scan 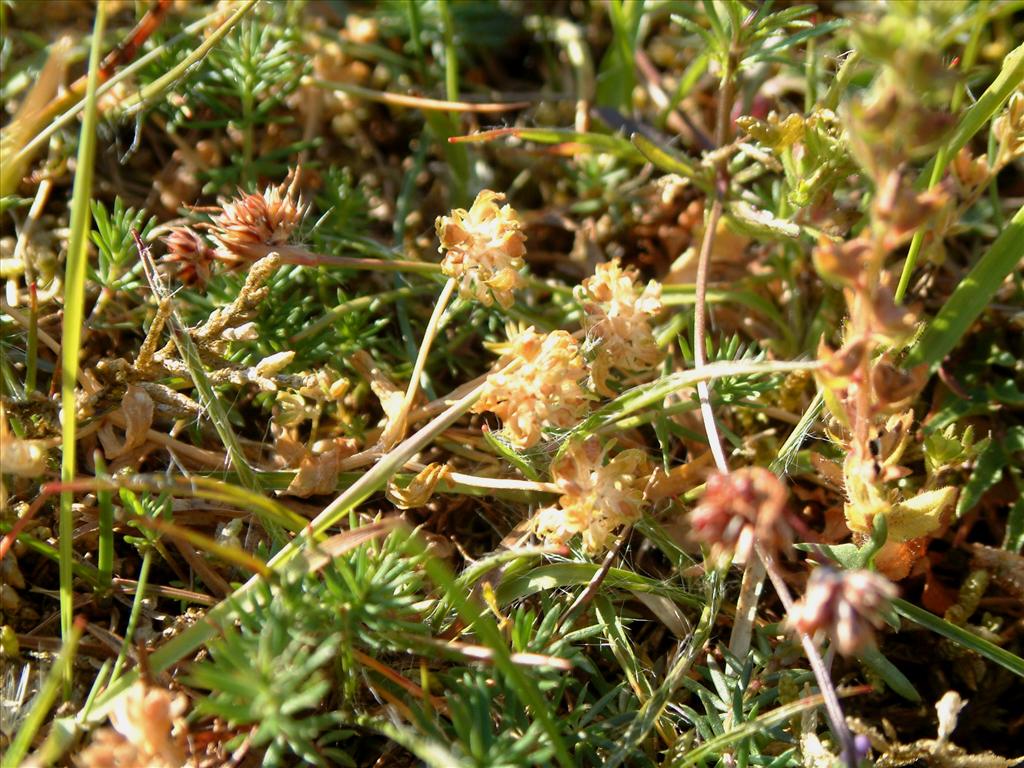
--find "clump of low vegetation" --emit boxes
[1,1,1022,766]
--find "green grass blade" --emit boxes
[904,206,1024,370]
[94,452,114,593]
[568,359,819,439]
[110,549,153,684]
[771,391,824,475]
[12,3,255,171]
[669,688,853,767]
[453,125,645,162]
[893,597,1024,677]
[405,529,574,768]
[79,384,487,726]
[120,0,258,116]
[662,285,796,350]
[58,0,105,666]
[630,131,711,191]
[916,41,1024,192]
[359,717,470,768]
[857,646,921,702]
[495,562,703,609]
[133,236,272,535]
[594,595,655,701]
[605,571,723,768]
[897,32,1017,302]
[0,523,102,586]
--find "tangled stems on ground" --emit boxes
[2,2,1024,767]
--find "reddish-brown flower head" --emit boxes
[689,467,791,562]
[161,226,215,284]
[210,175,306,263]
[788,567,896,657]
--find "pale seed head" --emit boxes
[76,681,189,767]
[576,259,663,395]
[535,438,652,552]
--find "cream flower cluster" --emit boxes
[472,327,588,449]
[436,190,526,309]
[535,439,652,553]
[577,259,664,395]
[433,195,670,553]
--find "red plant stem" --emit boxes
[693,195,729,474]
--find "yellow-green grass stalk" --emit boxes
[58,0,106,674]
[11,0,258,180]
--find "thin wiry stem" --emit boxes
[692,31,739,476]
[689,27,855,766]
[384,277,458,447]
[693,196,729,475]
[760,548,857,768]
[556,530,628,634]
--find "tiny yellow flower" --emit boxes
[535,439,652,553]
[576,259,663,395]
[437,190,526,308]
[473,327,588,448]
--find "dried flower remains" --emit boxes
[210,173,307,263]
[436,189,526,308]
[161,226,216,285]
[689,467,792,563]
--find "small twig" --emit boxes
[310,77,530,113]
[249,243,442,274]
